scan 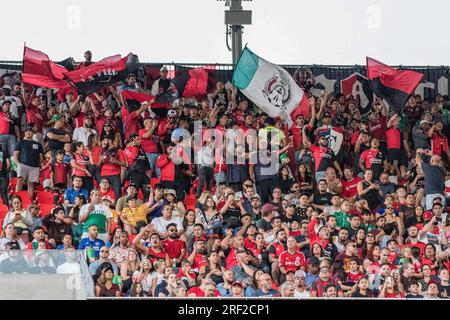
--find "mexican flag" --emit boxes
[232,47,309,127]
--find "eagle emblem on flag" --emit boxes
[262,72,292,109]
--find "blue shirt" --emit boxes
[77,238,105,257]
[254,289,280,297]
[149,199,170,218]
[216,283,231,297]
[64,188,89,205]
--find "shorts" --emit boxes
[43,179,53,189]
[17,163,40,183]
[387,148,408,167]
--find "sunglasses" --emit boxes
[244,184,253,188]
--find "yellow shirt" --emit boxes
[121,204,148,227]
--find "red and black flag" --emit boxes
[121,90,169,112]
[64,53,141,96]
[22,46,69,89]
[171,68,209,98]
[366,57,424,113]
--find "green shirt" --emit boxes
[81,204,113,234]
[362,223,376,233]
[333,211,351,229]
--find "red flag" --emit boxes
[121,90,168,109]
[367,57,424,112]
[172,68,209,98]
[22,47,68,89]
[64,53,140,95]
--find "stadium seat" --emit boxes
[8,177,18,190]
[184,195,197,210]
[14,191,33,207]
[137,189,144,201]
[39,204,56,217]
[0,203,9,220]
[36,191,55,204]
[150,178,160,189]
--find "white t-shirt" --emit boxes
[151,216,184,234]
[73,127,97,146]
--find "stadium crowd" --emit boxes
[0,51,449,299]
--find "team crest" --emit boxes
[262,72,292,109]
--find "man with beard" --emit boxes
[216,270,235,296]
[187,240,208,274]
[73,114,97,146]
[303,127,342,182]
[268,229,288,286]
[162,224,186,267]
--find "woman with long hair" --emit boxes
[87,134,103,185]
[248,233,270,273]
[378,275,405,298]
[101,121,122,149]
[120,249,141,293]
[182,210,196,239]
[2,196,33,243]
[95,267,121,297]
[311,243,324,259]
[245,269,265,297]
[195,196,222,238]
[133,258,154,296]
[422,244,439,275]
[296,163,313,193]
[129,282,146,297]
[108,226,123,249]
[363,244,381,273]
[277,165,294,195]
[205,251,225,283]
[0,223,26,249]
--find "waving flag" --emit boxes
[121,90,169,111]
[367,57,424,113]
[22,46,68,89]
[171,68,209,98]
[316,127,344,156]
[232,47,309,127]
[64,53,141,95]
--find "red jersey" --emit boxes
[187,287,221,297]
[244,237,256,250]
[71,151,90,177]
[146,248,167,263]
[100,149,125,176]
[370,116,387,141]
[162,238,186,260]
[431,132,449,156]
[139,128,159,154]
[386,127,401,149]
[99,189,116,201]
[177,269,197,281]
[309,144,336,172]
[0,112,13,135]
[225,247,238,270]
[268,242,286,259]
[53,162,69,186]
[403,241,426,256]
[345,271,365,284]
[26,104,45,133]
[124,111,141,142]
[40,160,52,180]
[341,177,363,198]
[279,250,306,272]
[192,253,207,270]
